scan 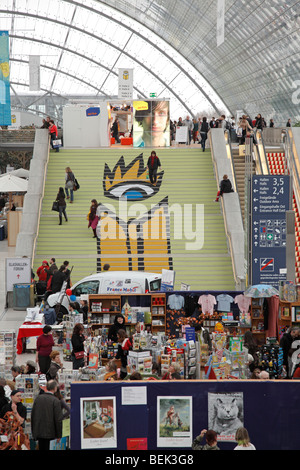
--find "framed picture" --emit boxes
[80,397,117,449]
[157,396,192,447]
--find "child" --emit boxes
[104,360,118,381]
[192,429,220,450]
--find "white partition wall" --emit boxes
[63,102,110,148]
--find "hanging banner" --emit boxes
[0,31,11,126]
[29,55,40,91]
[216,0,225,47]
[118,68,133,100]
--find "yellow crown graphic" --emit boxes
[103,154,163,201]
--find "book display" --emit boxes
[0,330,16,377]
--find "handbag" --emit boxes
[52,139,62,148]
[52,201,59,212]
[74,178,80,191]
[74,350,84,360]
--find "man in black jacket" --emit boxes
[50,265,67,293]
[31,380,62,450]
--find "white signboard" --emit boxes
[217,0,225,47]
[118,68,133,99]
[29,55,40,91]
[175,126,188,143]
[6,258,31,291]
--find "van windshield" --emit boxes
[149,279,161,291]
[72,280,99,296]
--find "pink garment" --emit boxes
[266,295,279,338]
[88,215,99,230]
[198,294,216,315]
[234,294,251,314]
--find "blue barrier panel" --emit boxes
[70,380,300,450]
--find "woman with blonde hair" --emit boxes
[234,427,256,450]
[65,166,76,203]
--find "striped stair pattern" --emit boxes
[266,151,300,284]
[33,148,235,290]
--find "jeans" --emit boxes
[149,168,158,184]
[65,186,74,201]
[58,206,68,224]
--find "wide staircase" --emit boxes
[33,147,235,290]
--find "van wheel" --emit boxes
[56,305,68,323]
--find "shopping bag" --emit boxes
[52,201,59,212]
[52,139,62,148]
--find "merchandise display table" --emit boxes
[16,322,44,354]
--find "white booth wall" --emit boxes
[63,102,110,148]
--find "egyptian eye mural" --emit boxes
[96,154,173,272]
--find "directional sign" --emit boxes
[251,175,291,287]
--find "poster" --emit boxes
[157,396,192,447]
[0,31,11,126]
[133,100,170,147]
[208,392,244,442]
[80,397,117,449]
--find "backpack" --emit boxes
[225,120,231,130]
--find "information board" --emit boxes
[6,257,31,291]
[251,175,291,287]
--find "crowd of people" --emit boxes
[169,113,293,147]
[35,258,71,305]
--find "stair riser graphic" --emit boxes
[34,149,235,290]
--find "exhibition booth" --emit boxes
[62,99,170,149]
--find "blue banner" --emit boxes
[251,175,291,287]
[86,107,100,117]
[0,31,11,126]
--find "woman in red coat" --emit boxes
[49,120,59,153]
[36,260,49,282]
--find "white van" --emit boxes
[46,271,162,316]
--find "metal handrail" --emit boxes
[284,128,300,212]
[253,129,270,175]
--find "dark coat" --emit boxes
[31,392,62,440]
[219,179,233,194]
[51,269,66,293]
[108,314,126,342]
[147,156,161,170]
[56,191,66,207]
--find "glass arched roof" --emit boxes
[0,0,230,121]
[1,0,300,125]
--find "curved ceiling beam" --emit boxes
[10,57,109,97]
[9,33,148,102]
[60,0,227,114]
[2,7,216,116]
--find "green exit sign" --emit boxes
[149,93,157,97]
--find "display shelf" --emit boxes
[87,293,166,333]
[250,298,265,344]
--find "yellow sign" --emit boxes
[133,101,149,111]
